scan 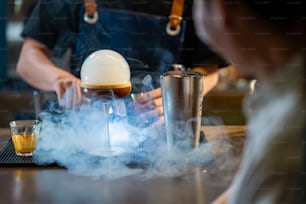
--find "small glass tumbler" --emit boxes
[9,120,41,156]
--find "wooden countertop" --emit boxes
[0,126,246,204]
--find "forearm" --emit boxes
[192,64,219,95]
[16,38,76,92]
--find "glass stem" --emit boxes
[103,101,110,147]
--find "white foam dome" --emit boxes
[80,50,130,87]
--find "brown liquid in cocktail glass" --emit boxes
[81,82,131,99]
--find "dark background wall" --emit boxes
[1,0,36,91]
[0,0,38,127]
[0,1,8,88]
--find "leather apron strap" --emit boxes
[83,0,185,36]
[167,0,185,36]
[84,0,98,24]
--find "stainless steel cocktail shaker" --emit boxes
[161,64,204,149]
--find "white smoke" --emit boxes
[32,81,236,180]
[32,97,224,180]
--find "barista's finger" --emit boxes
[140,97,163,110]
[139,105,164,119]
[54,80,63,98]
[135,88,162,103]
[151,115,164,128]
[147,88,162,99]
[53,78,79,108]
[138,107,164,128]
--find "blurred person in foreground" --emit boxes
[193,0,306,203]
[16,0,228,127]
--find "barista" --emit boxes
[16,0,227,126]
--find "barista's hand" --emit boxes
[212,187,230,204]
[52,74,82,110]
[133,88,164,127]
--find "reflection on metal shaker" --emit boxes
[161,64,204,149]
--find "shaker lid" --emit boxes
[162,64,203,78]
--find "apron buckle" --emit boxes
[84,11,99,24]
[166,22,181,36]
[166,0,184,36]
[84,0,99,24]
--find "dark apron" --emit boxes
[73,6,186,93]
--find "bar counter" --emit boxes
[0,126,246,204]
